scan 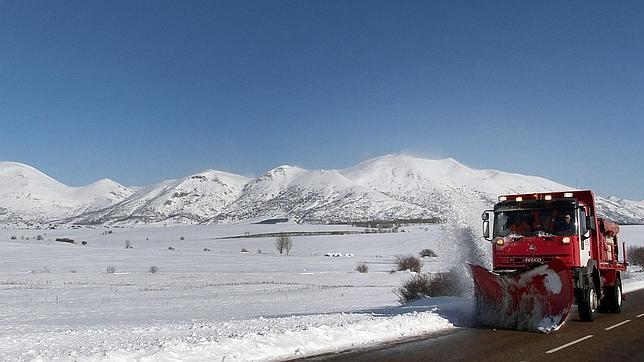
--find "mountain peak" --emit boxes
[259,165,307,179]
[0,161,64,186]
[354,154,465,168]
[89,178,122,187]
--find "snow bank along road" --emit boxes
[318,286,644,362]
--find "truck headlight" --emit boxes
[562,237,571,244]
[495,238,505,246]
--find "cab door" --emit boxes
[578,208,591,266]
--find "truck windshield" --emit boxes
[494,208,577,237]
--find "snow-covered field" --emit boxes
[2,223,643,361]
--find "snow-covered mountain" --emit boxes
[69,170,251,225]
[596,196,644,225]
[217,165,433,223]
[0,162,132,225]
[340,156,568,217]
[2,156,643,226]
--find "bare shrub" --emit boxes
[419,249,437,258]
[257,249,262,254]
[168,246,175,251]
[203,248,211,252]
[356,263,369,273]
[395,255,422,273]
[241,248,249,253]
[106,265,116,274]
[275,235,293,255]
[36,235,44,240]
[31,266,50,274]
[396,269,465,303]
[124,240,132,249]
[10,235,17,240]
[148,266,159,274]
[396,273,432,303]
[426,269,465,297]
[628,246,644,266]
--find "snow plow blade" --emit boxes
[468,258,573,333]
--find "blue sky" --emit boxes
[1,1,642,200]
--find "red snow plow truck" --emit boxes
[470,190,627,333]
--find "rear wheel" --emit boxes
[578,284,599,321]
[605,278,623,313]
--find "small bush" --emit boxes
[275,235,293,255]
[396,269,464,303]
[628,246,644,266]
[419,249,437,258]
[10,235,17,240]
[168,246,175,251]
[426,269,465,297]
[203,248,211,252]
[148,266,159,274]
[124,240,132,249]
[180,236,185,240]
[241,248,249,253]
[31,266,50,274]
[106,265,116,274]
[257,249,262,254]
[356,263,369,273]
[396,273,432,303]
[395,255,422,273]
[81,241,87,245]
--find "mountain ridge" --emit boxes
[1,157,642,226]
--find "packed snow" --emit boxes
[1,223,643,361]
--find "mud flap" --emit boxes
[468,258,574,333]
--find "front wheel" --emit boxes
[605,278,623,313]
[578,284,599,322]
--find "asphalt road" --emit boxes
[309,288,644,362]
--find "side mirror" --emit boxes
[482,210,493,240]
[583,230,591,240]
[587,216,596,231]
[483,220,491,240]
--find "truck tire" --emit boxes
[577,284,599,322]
[605,278,623,313]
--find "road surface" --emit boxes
[310,288,644,362]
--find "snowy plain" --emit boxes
[1,223,643,361]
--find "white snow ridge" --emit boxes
[2,155,643,226]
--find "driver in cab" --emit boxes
[509,215,531,234]
[555,213,575,235]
